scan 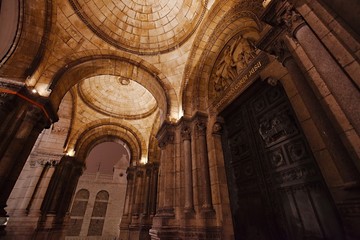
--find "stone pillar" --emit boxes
[35,156,84,240]
[142,165,152,216]
[195,120,214,213]
[157,125,175,216]
[181,124,194,213]
[0,80,22,127]
[19,162,50,214]
[267,1,360,134]
[119,167,135,240]
[149,163,159,217]
[149,123,177,240]
[28,162,56,216]
[0,105,50,236]
[266,39,360,184]
[132,169,144,218]
[157,144,166,211]
[122,167,135,218]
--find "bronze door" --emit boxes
[221,80,344,240]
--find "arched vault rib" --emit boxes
[72,121,145,165]
[39,54,179,122]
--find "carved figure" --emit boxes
[213,35,257,94]
[231,36,256,74]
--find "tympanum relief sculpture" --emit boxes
[212,34,257,96]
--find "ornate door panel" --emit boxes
[221,81,344,240]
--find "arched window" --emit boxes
[67,189,89,236]
[87,190,109,236]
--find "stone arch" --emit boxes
[0,0,55,79]
[37,52,179,122]
[72,122,144,165]
[181,0,263,115]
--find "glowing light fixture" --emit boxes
[66,149,76,157]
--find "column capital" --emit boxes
[181,125,191,141]
[195,121,207,136]
[126,166,136,180]
[261,0,305,39]
[278,4,305,38]
[156,121,175,148]
[58,155,84,175]
[268,39,293,65]
[212,122,223,135]
[0,80,24,114]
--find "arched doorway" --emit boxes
[221,80,345,240]
[66,141,130,239]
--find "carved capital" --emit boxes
[268,39,292,66]
[212,122,223,135]
[278,5,305,38]
[25,105,47,126]
[158,132,174,149]
[127,167,136,180]
[181,125,191,141]
[196,121,207,136]
[136,170,144,178]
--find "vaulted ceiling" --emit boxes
[0,0,265,164]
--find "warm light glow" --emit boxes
[178,107,184,119]
[35,83,52,97]
[66,149,76,157]
[140,157,148,164]
[25,76,36,86]
[31,88,37,94]
[262,0,272,8]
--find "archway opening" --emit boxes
[66,141,130,239]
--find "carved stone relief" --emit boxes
[212,34,257,96]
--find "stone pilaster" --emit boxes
[0,79,23,127]
[148,163,159,217]
[149,122,177,240]
[34,156,84,240]
[264,0,360,136]
[0,103,51,236]
[181,123,194,214]
[268,39,360,184]
[156,123,175,216]
[195,119,214,214]
[119,166,135,240]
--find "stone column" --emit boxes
[35,156,84,239]
[149,124,177,239]
[195,121,214,213]
[132,169,144,218]
[181,124,194,213]
[157,143,166,211]
[122,167,135,217]
[28,162,57,216]
[119,167,135,239]
[149,163,159,216]
[155,124,175,217]
[162,132,175,215]
[0,80,22,127]
[142,165,152,216]
[266,39,360,184]
[274,3,360,134]
[0,105,49,236]
[19,161,50,214]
